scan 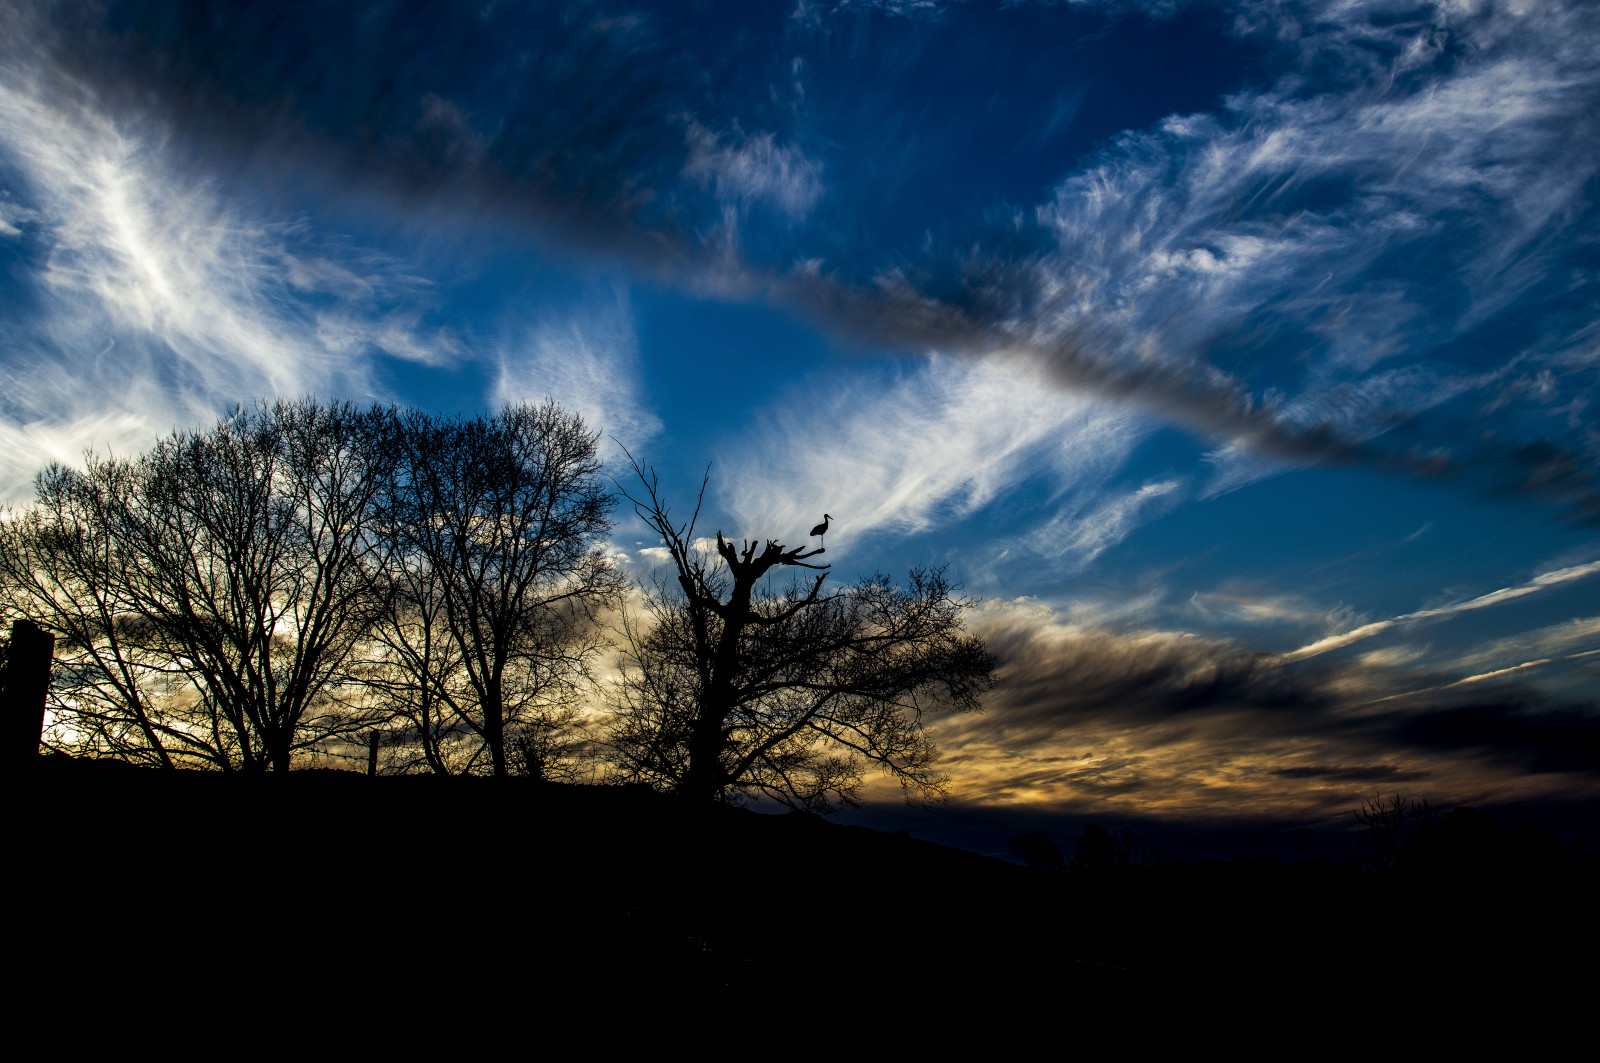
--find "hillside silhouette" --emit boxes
[17,755,1594,1026]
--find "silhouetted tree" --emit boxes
[1346,792,1438,872]
[1379,804,1566,877]
[1008,825,1162,874]
[370,402,621,778]
[0,399,397,771]
[1068,823,1163,873]
[2,397,623,776]
[606,459,997,810]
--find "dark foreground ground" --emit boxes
[14,755,1595,1035]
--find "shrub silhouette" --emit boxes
[1069,823,1164,873]
[1008,824,1163,873]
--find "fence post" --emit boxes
[367,730,380,776]
[3,619,56,769]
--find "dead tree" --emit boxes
[610,458,998,811]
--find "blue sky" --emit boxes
[3,0,1598,849]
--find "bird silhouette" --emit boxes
[809,514,831,548]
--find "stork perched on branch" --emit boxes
[810,513,832,549]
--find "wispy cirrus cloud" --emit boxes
[770,0,1600,520]
[493,288,663,457]
[1008,476,1185,575]
[14,0,1598,523]
[1360,613,1600,701]
[1444,614,1600,677]
[1285,558,1600,662]
[1432,648,1600,692]
[717,353,1145,557]
[0,63,452,498]
[683,122,822,220]
[1185,587,1367,649]
[1200,366,1481,497]
[0,189,39,235]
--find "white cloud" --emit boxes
[1011,0,1600,479]
[1201,365,1479,497]
[1012,477,1184,574]
[1446,614,1600,675]
[1440,647,1600,689]
[0,66,445,500]
[0,191,40,236]
[0,402,180,501]
[719,352,1145,556]
[1188,587,1350,631]
[683,122,823,220]
[493,287,663,458]
[1284,557,1600,661]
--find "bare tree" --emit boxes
[1346,793,1439,872]
[607,460,998,811]
[372,401,621,778]
[3,397,619,777]
[0,399,397,772]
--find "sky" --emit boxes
[2,0,1598,857]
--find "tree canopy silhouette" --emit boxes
[0,397,618,775]
[367,401,621,777]
[607,459,998,811]
[2,399,396,771]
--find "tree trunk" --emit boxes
[265,718,292,774]
[484,676,506,778]
[683,575,755,801]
